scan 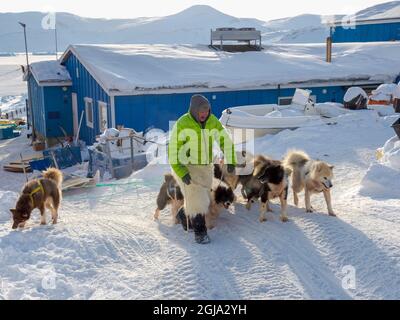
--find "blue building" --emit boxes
[26,43,399,145]
[331,17,400,43]
[24,61,73,142]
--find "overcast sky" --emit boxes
[0,0,391,21]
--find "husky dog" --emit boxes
[10,168,63,229]
[283,150,336,217]
[247,155,291,223]
[214,151,254,191]
[154,174,184,224]
[205,180,236,230]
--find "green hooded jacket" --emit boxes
[169,106,236,179]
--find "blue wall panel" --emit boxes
[114,85,348,133]
[28,74,46,138]
[332,22,400,43]
[63,53,111,145]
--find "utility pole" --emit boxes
[54,18,58,60]
[18,22,29,67]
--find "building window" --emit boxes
[98,101,108,133]
[48,111,60,120]
[278,97,293,106]
[85,97,94,128]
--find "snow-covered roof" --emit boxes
[25,60,72,86]
[60,43,400,95]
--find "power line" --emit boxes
[0,68,22,78]
[0,31,23,38]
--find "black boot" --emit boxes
[192,214,211,245]
[176,207,192,231]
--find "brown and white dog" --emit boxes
[283,150,336,216]
[155,174,235,229]
[10,168,63,229]
[154,174,184,224]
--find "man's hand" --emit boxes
[182,174,192,186]
[227,164,235,174]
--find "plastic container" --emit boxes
[0,127,14,140]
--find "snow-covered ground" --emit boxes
[0,103,399,300]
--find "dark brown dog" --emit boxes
[154,174,184,224]
[10,168,63,229]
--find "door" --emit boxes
[98,101,108,132]
[71,93,79,137]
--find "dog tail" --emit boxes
[43,168,63,188]
[283,150,310,170]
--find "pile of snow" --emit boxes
[315,103,349,118]
[360,135,400,199]
[360,164,400,199]
[64,42,400,93]
[370,83,398,102]
[381,135,400,170]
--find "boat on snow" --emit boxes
[220,89,349,141]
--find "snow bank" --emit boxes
[0,191,18,223]
[64,42,400,93]
[381,136,400,170]
[360,135,400,199]
[360,164,400,199]
[370,83,398,102]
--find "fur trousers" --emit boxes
[172,165,213,218]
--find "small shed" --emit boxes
[24,61,73,143]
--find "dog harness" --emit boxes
[27,180,45,207]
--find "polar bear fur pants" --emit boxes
[172,164,213,218]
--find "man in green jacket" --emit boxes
[169,94,236,244]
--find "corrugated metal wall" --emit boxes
[115,86,346,132]
[332,22,400,42]
[28,74,46,138]
[64,53,111,144]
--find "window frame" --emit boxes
[84,97,94,129]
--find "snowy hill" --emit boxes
[0,2,399,52]
[355,1,400,19]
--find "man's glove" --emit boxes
[227,164,235,174]
[182,174,192,186]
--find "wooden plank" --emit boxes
[3,164,32,173]
[62,177,95,191]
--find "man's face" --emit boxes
[198,110,209,123]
